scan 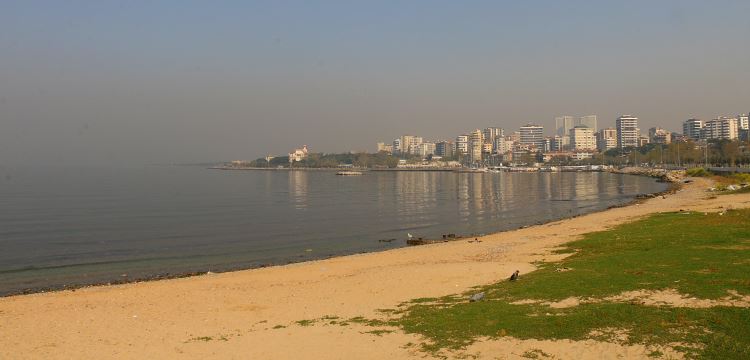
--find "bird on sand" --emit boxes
[509,270,520,281]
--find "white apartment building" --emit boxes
[469,129,484,163]
[376,142,393,153]
[739,114,749,131]
[493,136,505,154]
[703,117,739,140]
[483,127,504,151]
[596,128,617,152]
[616,115,639,149]
[648,127,672,144]
[570,126,596,151]
[682,118,704,140]
[455,135,469,155]
[416,142,436,157]
[519,124,545,149]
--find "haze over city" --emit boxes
[1,1,749,166]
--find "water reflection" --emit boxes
[288,170,308,209]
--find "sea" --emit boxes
[0,166,668,296]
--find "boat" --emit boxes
[336,171,363,176]
[454,168,488,173]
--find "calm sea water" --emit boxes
[0,166,668,295]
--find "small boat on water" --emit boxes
[336,171,363,176]
[454,168,488,173]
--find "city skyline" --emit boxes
[1,1,749,165]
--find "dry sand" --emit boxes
[2,177,750,359]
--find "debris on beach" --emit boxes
[469,292,485,302]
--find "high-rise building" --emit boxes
[704,117,739,140]
[682,118,704,140]
[435,141,453,158]
[570,126,596,151]
[392,138,401,154]
[550,136,566,152]
[483,127,504,151]
[493,136,505,154]
[469,129,484,164]
[455,135,469,155]
[555,116,575,137]
[416,142,436,157]
[400,135,423,155]
[616,115,639,149]
[596,128,617,152]
[578,115,598,132]
[648,127,672,144]
[519,124,545,149]
[739,114,749,131]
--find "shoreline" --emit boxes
[6,176,745,359]
[0,172,677,298]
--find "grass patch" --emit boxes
[380,209,750,358]
[295,319,317,326]
[272,324,286,329]
[686,167,710,177]
[364,329,395,336]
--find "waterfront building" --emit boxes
[508,131,521,143]
[572,151,594,161]
[455,135,469,155]
[376,142,393,153]
[648,127,672,144]
[469,129,484,164]
[435,141,453,158]
[392,138,402,154]
[703,117,739,140]
[501,138,515,154]
[550,136,566,152]
[482,142,494,154]
[416,142,436,157]
[739,114,749,131]
[570,126,596,151]
[289,145,309,163]
[493,136,505,154]
[616,115,639,149]
[555,116,575,137]
[578,115,598,132]
[519,124,545,149]
[399,135,424,155]
[638,136,650,147]
[483,127,504,151]
[682,118,704,140]
[596,128,617,152]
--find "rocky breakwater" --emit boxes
[610,167,685,184]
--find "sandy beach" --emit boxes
[2,177,749,359]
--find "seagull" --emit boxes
[509,270,520,281]
[407,233,413,240]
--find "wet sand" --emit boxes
[1,177,749,359]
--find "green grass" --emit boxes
[371,209,750,358]
[686,167,711,177]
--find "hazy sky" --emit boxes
[1,1,749,165]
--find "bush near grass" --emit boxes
[686,167,710,177]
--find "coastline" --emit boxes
[3,177,749,359]
[0,171,673,298]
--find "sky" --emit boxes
[1,1,749,165]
